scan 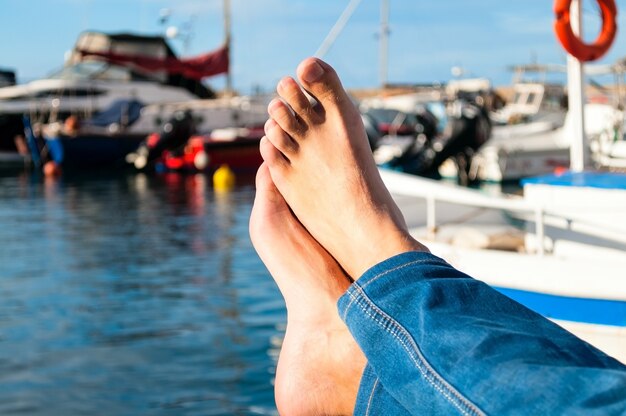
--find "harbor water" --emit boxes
[0,170,283,415]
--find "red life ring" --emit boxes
[554,0,618,62]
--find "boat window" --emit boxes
[526,92,541,106]
[542,91,565,110]
[48,62,160,83]
[5,94,31,101]
[365,108,402,124]
[61,88,106,98]
[49,62,108,80]
[363,108,419,134]
[31,88,106,98]
[91,65,132,81]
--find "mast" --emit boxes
[567,0,589,171]
[380,0,389,88]
[223,0,233,96]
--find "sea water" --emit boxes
[0,170,282,415]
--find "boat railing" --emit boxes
[380,169,625,257]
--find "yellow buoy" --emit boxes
[213,164,235,192]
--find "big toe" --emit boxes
[254,162,286,207]
[296,57,350,110]
[250,163,289,241]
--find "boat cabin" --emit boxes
[493,83,567,125]
[66,31,214,98]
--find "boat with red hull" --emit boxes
[157,127,264,173]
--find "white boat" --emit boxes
[382,168,626,363]
[442,76,570,182]
[382,20,626,363]
[490,64,569,126]
[590,114,626,170]
[472,101,621,182]
[0,32,212,117]
[465,61,626,182]
[0,31,217,153]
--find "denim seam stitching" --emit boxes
[349,292,476,415]
[365,377,379,416]
[342,259,443,318]
[360,258,446,291]
[346,288,485,416]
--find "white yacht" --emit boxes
[1,31,214,112]
[0,31,213,152]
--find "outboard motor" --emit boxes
[128,110,196,170]
[383,97,491,185]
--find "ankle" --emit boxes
[352,228,427,279]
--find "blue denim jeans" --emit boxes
[338,252,626,415]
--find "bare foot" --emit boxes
[261,57,427,278]
[250,163,366,416]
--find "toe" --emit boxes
[265,119,298,156]
[259,136,289,169]
[277,77,314,120]
[250,163,288,247]
[268,98,303,137]
[297,57,350,111]
[254,162,286,205]
[254,162,273,192]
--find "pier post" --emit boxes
[567,0,590,171]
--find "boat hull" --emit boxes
[159,136,263,174]
[0,151,29,169]
[382,168,626,364]
[422,240,626,364]
[47,133,145,168]
[203,138,263,173]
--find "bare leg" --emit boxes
[261,57,427,279]
[250,163,366,416]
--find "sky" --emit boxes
[1,0,626,94]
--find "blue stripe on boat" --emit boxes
[494,286,626,327]
[521,171,626,189]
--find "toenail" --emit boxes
[268,99,282,113]
[269,98,296,117]
[278,77,296,91]
[302,61,324,83]
[265,119,277,132]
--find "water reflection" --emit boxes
[0,170,284,415]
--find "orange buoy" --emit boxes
[554,0,617,62]
[43,161,62,177]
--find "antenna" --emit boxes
[380,0,389,88]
